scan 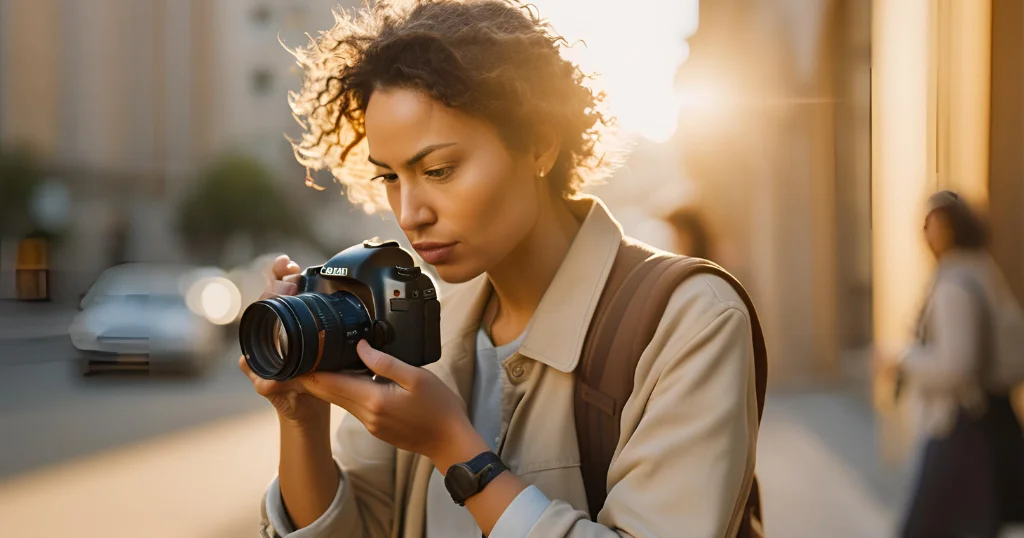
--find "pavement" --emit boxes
[758,389,900,537]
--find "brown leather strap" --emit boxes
[575,240,767,536]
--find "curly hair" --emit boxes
[285,0,618,213]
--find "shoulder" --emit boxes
[655,271,753,354]
[618,236,753,347]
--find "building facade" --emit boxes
[0,0,376,300]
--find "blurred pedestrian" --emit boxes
[663,205,713,259]
[876,190,1024,538]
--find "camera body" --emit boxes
[297,239,441,367]
[239,239,441,381]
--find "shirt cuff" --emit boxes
[489,485,552,538]
[264,472,346,537]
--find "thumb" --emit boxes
[357,340,417,389]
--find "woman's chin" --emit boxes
[432,263,484,285]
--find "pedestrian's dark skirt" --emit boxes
[902,394,1024,538]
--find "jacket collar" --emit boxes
[437,196,623,373]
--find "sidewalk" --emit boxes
[0,299,77,341]
[757,388,898,537]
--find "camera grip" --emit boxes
[423,299,441,365]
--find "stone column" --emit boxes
[871,0,935,464]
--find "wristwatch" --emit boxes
[443,451,509,506]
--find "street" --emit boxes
[0,334,267,479]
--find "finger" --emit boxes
[238,355,262,385]
[271,255,301,280]
[273,279,299,296]
[357,340,418,390]
[259,279,299,300]
[299,371,379,419]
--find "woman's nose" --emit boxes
[397,185,436,231]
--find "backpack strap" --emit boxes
[575,239,768,536]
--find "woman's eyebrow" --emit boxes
[367,142,458,169]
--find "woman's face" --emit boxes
[924,211,953,258]
[363,88,547,283]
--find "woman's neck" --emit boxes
[485,194,581,345]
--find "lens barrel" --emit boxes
[239,292,371,381]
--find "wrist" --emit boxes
[278,407,330,433]
[431,418,490,475]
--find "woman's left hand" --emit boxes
[298,340,485,470]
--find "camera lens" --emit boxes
[239,292,373,381]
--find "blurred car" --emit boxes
[69,263,242,375]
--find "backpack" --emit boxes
[575,239,768,537]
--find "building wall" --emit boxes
[674,0,867,386]
[989,0,1024,305]
[0,0,382,301]
[0,0,61,156]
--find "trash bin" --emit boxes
[15,237,49,301]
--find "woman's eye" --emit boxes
[424,166,454,181]
[372,173,399,184]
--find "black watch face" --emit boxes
[445,464,480,502]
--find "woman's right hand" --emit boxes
[239,254,331,425]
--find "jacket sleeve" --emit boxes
[521,275,760,537]
[259,410,397,538]
[900,278,981,391]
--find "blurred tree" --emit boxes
[177,154,324,265]
[0,145,44,237]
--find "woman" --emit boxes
[241,2,760,537]
[878,191,1024,537]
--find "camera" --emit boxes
[239,240,441,381]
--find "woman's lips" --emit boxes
[412,242,457,265]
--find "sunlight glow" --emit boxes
[533,0,699,143]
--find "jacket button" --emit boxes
[510,363,526,379]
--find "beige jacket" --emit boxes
[260,197,759,538]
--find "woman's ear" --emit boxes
[532,127,561,176]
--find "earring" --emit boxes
[539,168,547,178]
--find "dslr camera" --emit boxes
[239,240,441,381]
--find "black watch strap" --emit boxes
[443,451,509,506]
